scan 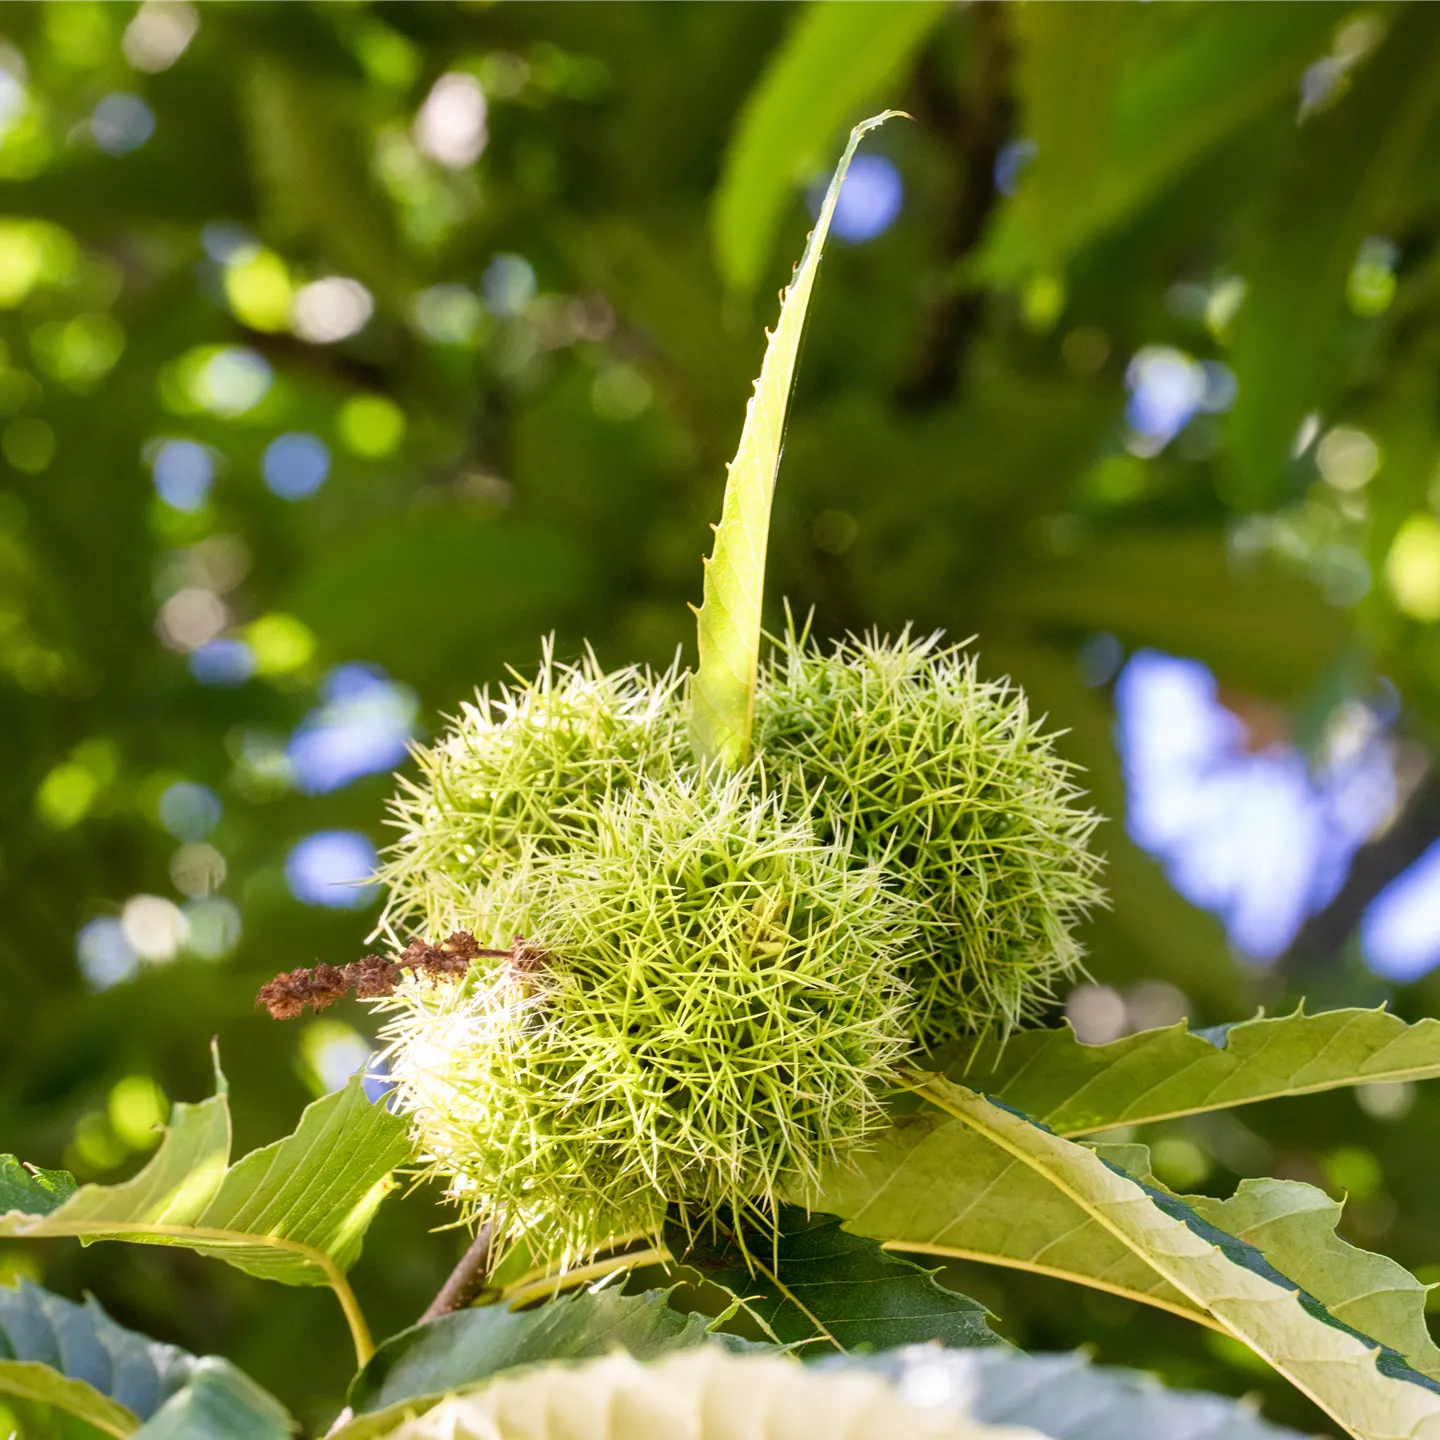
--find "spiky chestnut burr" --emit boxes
[754,627,1104,1047]
[375,642,686,946]
[375,772,914,1264]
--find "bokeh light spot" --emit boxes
[183,895,242,960]
[338,393,405,457]
[414,72,487,168]
[828,153,903,243]
[123,1,199,73]
[189,346,272,417]
[263,432,330,500]
[120,893,188,962]
[158,780,221,841]
[224,247,293,333]
[1317,426,1381,492]
[1385,514,1440,621]
[411,284,486,345]
[297,1020,373,1096]
[291,277,373,345]
[285,830,379,909]
[91,93,155,155]
[189,637,255,687]
[1363,837,1440,981]
[77,916,139,990]
[482,253,536,318]
[150,439,214,511]
[245,612,315,676]
[108,1075,167,1150]
[287,662,418,794]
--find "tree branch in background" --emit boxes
[897,3,1012,410]
[1284,764,1440,965]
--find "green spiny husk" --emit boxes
[377,771,914,1263]
[373,631,1102,1260]
[754,626,1104,1046]
[376,641,686,944]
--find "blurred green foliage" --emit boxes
[4,1,1440,1432]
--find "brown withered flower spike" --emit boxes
[255,931,517,1020]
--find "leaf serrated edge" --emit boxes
[691,111,906,771]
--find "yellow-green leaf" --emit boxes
[692,112,901,770]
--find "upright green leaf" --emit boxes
[824,1081,1440,1440]
[1229,6,1440,504]
[693,113,901,769]
[952,1004,1440,1136]
[713,2,945,294]
[129,1357,294,1440]
[243,61,408,306]
[669,1209,1000,1353]
[1001,4,1123,273]
[348,1286,743,1421]
[829,1347,1305,1439]
[983,5,1339,280]
[1,1076,412,1366]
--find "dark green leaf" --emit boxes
[0,1161,76,1218]
[984,4,1338,279]
[669,1209,1001,1353]
[348,1286,737,1418]
[992,530,1346,699]
[0,1278,194,1438]
[1002,3,1124,272]
[129,1358,294,1440]
[1228,7,1440,504]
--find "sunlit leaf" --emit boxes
[1,1071,411,1367]
[693,113,901,768]
[809,1081,1440,1440]
[1190,1176,1440,1383]
[954,1004,1440,1136]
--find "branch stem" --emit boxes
[420,1222,495,1323]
